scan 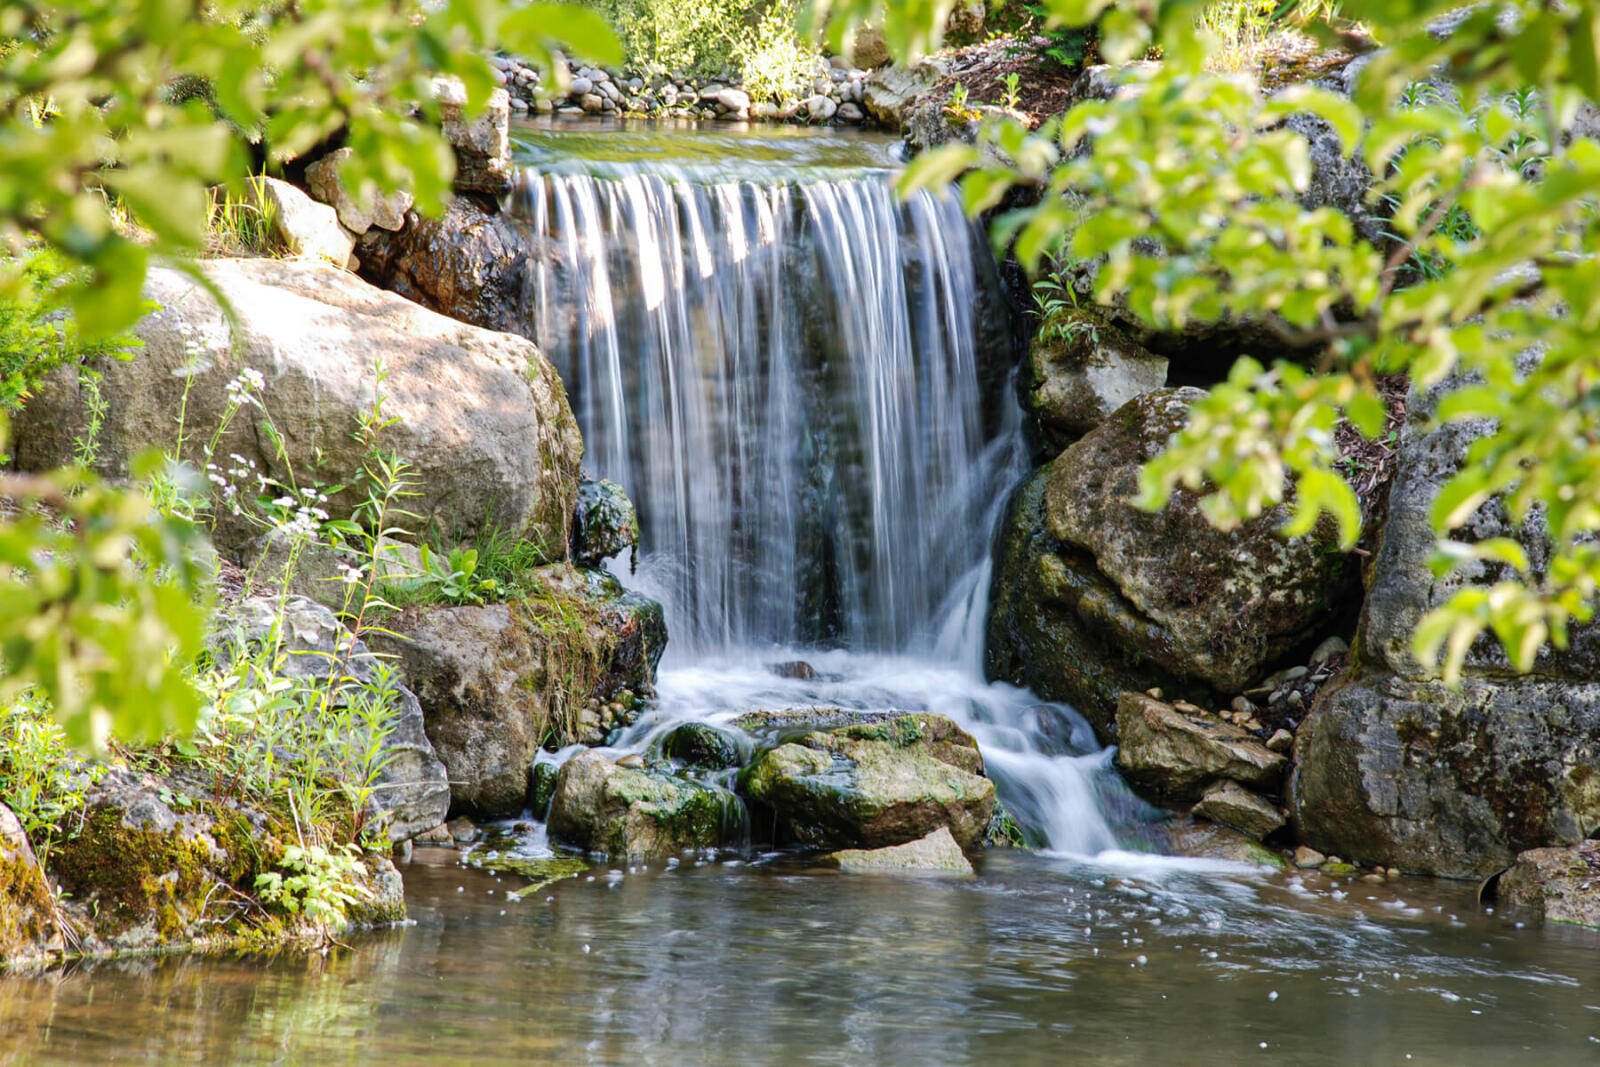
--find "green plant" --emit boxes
[0,693,104,856]
[254,842,373,927]
[728,0,819,103]
[1032,271,1102,346]
[944,81,980,125]
[998,71,1023,111]
[871,0,1600,682]
[205,182,280,259]
[403,543,499,605]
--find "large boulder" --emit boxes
[986,389,1359,736]
[375,566,666,818]
[739,714,995,850]
[862,59,947,127]
[12,259,582,557]
[242,176,355,266]
[1290,384,1600,877]
[1496,841,1600,928]
[215,595,451,842]
[547,751,745,858]
[1021,308,1168,460]
[1113,692,1287,801]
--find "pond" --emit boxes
[4,848,1596,1064]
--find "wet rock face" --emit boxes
[214,596,451,843]
[1497,841,1600,928]
[571,477,639,568]
[739,714,996,850]
[547,751,744,858]
[986,389,1359,736]
[11,259,582,559]
[1291,382,1600,877]
[375,566,667,819]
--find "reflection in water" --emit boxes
[3,854,1598,1065]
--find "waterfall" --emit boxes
[504,126,1141,855]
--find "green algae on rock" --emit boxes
[739,713,995,850]
[548,751,747,858]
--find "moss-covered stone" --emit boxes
[0,804,60,969]
[376,563,668,818]
[547,751,746,858]
[739,713,995,850]
[659,722,745,770]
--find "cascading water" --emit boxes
[507,121,1146,855]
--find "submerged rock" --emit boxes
[1496,841,1600,928]
[547,751,746,858]
[740,714,995,850]
[1291,382,1600,877]
[1192,780,1285,841]
[1167,820,1287,868]
[987,390,1360,736]
[375,566,666,818]
[1114,692,1287,802]
[826,827,974,874]
[11,259,582,559]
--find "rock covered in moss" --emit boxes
[547,751,746,858]
[42,768,403,962]
[826,826,974,874]
[659,722,745,770]
[572,477,640,568]
[377,566,666,818]
[739,714,995,850]
[0,803,61,968]
[987,389,1361,735]
[215,595,450,842]
[1496,841,1600,928]
[1114,692,1286,801]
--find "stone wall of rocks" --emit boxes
[488,53,875,125]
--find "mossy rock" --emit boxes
[739,713,995,850]
[547,751,747,859]
[659,722,746,770]
[530,761,561,817]
[0,804,61,969]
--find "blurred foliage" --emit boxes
[0,0,621,339]
[864,0,1600,684]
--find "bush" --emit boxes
[584,0,818,100]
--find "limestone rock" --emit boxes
[244,176,354,266]
[304,147,414,234]
[986,390,1360,735]
[827,826,974,874]
[1497,841,1600,928]
[1290,672,1600,878]
[740,714,995,849]
[214,595,451,841]
[548,751,745,858]
[1022,309,1168,458]
[374,566,665,818]
[438,81,512,196]
[1290,381,1600,877]
[12,259,582,558]
[1192,780,1285,841]
[1113,692,1287,801]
